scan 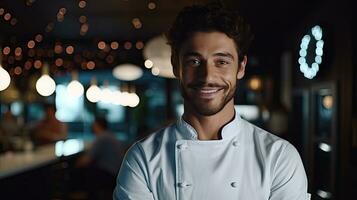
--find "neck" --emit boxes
[182,100,235,140]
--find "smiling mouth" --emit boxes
[193,87,223,98]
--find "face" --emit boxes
[175,31,246,116]
[92,122,99,134]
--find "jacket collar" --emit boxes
[176,109,243,141]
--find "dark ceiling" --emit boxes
[0,0,323,75]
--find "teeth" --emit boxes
[199,89,218,94]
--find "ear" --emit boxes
[237,55,247,79]
[171,53,180,78]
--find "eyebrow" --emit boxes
[212,52,234,60]
[182,52,234,60]
[182,52,202,58]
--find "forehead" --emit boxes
[180,31,238,58]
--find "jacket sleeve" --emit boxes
[269,142,310,200]
[113,143,155,200]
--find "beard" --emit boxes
[180,80,236,116]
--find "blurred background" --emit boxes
[0,0,355,199]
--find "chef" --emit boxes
[114,2,310,200]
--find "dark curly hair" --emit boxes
[166,2,253,70]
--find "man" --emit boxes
[74,116,127,199]
[114,3,310,200]
[33,103,67,145]
[77,116,127,176]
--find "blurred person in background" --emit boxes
[0,110,22,151]
[33,103,67,145]
[74,116,127,200]
[0,110,21,136]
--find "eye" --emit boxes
[216,60,230,66]
[185,59,201,67]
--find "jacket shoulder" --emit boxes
[241,120,299,164]
[135,123,177,159]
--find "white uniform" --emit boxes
[114,111,310,200]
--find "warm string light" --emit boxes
[78,1,89,36]
[55,58,64,67]
[35,34,43,43]
[0,1,154,108]
[0,3,90,74]
[80,23,89,36]
[106,55,114,64]
[57,7,66,22]
[25,0,36,6]
[54,43,63,54]
[110,41,119,50]
[45,22,55,33]
[27,40,35,48]
[1,38,144,74]
[132,18,142,29]
[2,46,11,55]
[65,45,74,54]
[0,7,17,26]
[124,41,132,50]
[79,15,87,23]
[148,2,157,10]
[135,41,144,49]
[78,1,87,9]
[34,60,42,69]
[14,47,22,56]
[14,66,22,75]
[86,61,95,69]
[98,41,106,50]
[0,0,147,75]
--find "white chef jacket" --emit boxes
[114,111,310,200]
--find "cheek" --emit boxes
[223,71,238,84]
[181,69,196,83]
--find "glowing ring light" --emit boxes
[298,25,324,79]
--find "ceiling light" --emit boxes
[143,35,174,78]
[0,65,11,91]
[67,72,84,98]
[36,64,56,96]
[86,78,101,103]
[67,81,83,98]
[113,63,143,81]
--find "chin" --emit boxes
[191,100,227,116]
[181,84,235,116]
[194,107,222,116]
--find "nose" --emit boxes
[197,61,215,82]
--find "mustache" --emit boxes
[187,81,226,88]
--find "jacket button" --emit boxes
[178,182,191,188]
[177,144,188,150]
[232,141,239,147]
[231,182,238,188]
